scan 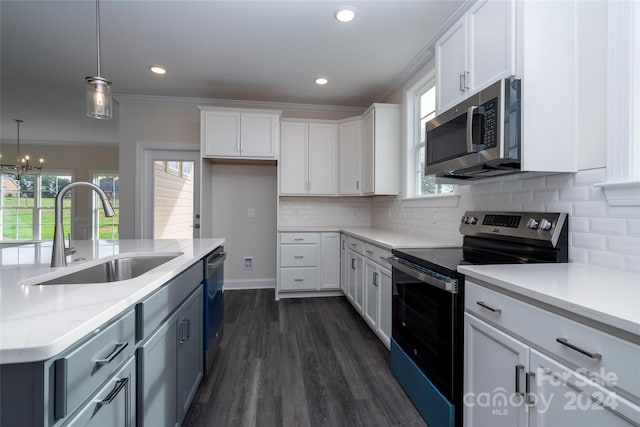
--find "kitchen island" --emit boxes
[0,238,224,427]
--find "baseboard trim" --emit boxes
[223,278,275,291]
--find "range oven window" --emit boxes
[392,266,460,401]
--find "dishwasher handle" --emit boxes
[206,250,227,277]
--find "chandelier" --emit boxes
[0,119,44,180]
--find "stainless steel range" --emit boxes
[388,211,569,427]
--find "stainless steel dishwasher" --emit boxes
[203,246,226,375]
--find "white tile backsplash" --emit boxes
[279,168,640,272]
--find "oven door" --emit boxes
[390,258,459,402]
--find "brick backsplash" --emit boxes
[279,168,640,272]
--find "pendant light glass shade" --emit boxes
[86,76,112,119]
[86,0,112,119]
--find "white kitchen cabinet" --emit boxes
[376,267,392,348]
[338,117,363,195]
[278,232,340,296]
[346,249,364,313]
[280,120,337,195]
[361,104,400,195]
[436,0,515,112]
[320,233,340,290]
[464,280,640,427]
[340,234,348,293]
[200,107,280,159]
[364,259,379,330]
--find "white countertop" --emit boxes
[278,226,458,250]
[458,263,640,338]
[0,238,224,364]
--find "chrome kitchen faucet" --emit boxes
[51,181,115,267]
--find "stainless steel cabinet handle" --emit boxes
[293,238,304,241]
[366,250,374,255]
[351,258,356,269]
[373,272,379,286]
[525,371,536,405]
[556,338,602,360]
[294,255,304,259]
[185,318,191,341]
[515,365,524,396]
[476,301,502,314]
[356,180,359,190]
[459,73,465,92]
[95,342,128,367]
[97,378,129,409]
[351,243,357,247]
[294,278,304,282]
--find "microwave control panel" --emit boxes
[481,98,498,149]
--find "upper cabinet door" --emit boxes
[308,123,337,195]
[338,119,363,195]
[280,122,308,195]
[467,0,516,93]
[436,19,467,112]
[240,112,278,158]
[362,109,375,194]
[202,111,241,157]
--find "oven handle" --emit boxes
[388,257,458,294]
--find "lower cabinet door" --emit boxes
[529,350,640,427]
[138,311,180,427]
[464,313,529,427]
[177,287,204,423]
[64,356,136,427]
[364,260,379,329]
[354,253,364,313]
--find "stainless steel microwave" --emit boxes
[425,77,521,180]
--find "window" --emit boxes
[0,173,71,241]
[406,78,455,198]
[93,174,119,240]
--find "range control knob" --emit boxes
[467,216,478,225]
[526,218,539,229]
[539,219,553,230]
[461,216,468,224]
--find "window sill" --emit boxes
[401,193,460,208]
[594,181,640,206]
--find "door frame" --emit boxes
[135,142,200,239]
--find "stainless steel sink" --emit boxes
[36,254,180,285]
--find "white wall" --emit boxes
[211,164,277,288]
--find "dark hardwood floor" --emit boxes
[183,289,427,427]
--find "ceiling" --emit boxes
[1,0,463,145]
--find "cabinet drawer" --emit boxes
[364,243,392,269]
[63,355,136,427]
[136,261,203,341]
[280,232,320,244]
[280,268,318,291]
[280,244,318,267]
[54,310,136,420]
[466,281,640,397]
[347,236,365,254]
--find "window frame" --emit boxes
[403,70,459,207]
[92,171,119,240]
[0,170,73,242]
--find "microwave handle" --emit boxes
[466,106,486,153]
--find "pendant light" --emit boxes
[0,119,44,180]
[85,0,112,119]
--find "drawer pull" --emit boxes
[294,278,304,282]
[380,256,388,262]
[294,256,304,259]
[97,378,129,409]
[515,364,524,396]
[476,301,502,314]
[366,250,374,255]
[351,243,357,247]
[95,342,128,367]
[556,338,602,360]
[293,238,304,241]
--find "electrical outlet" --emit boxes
[243,256,253,269]
[247,208,255,218]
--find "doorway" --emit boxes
[142,149,200,239]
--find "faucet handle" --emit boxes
[65,233,76,256]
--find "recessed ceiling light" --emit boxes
[335,6,356,23]
[149,65,167,75]
[315,77,329,86]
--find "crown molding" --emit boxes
[375,0,475,103]
[113,94,366,120]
